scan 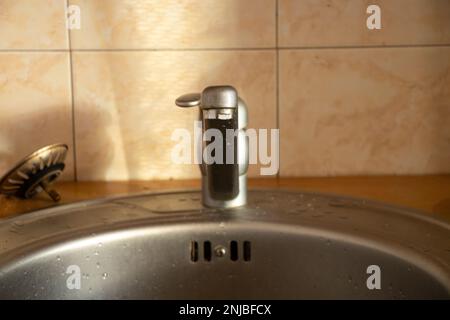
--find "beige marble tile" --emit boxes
[0,53,74,180]
[0,0,68,50]
[69,0,276,49]
[280,47,450,176]
[72,50,276,180]
[279,0,450,47]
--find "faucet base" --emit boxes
[202,174,247,208]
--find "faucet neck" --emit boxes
[176,86,248,208]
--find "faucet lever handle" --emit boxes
[175,93,201,108]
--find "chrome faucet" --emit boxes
[176,85,248,208]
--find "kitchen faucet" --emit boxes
[176,85,248,208]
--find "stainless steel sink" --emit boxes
[0,190,449,299]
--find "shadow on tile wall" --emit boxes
[0,98,114,182]
[0,52,73,181]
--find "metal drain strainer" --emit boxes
[0,144,68,202]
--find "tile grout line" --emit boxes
[71,47,276,52]
[0,49,69,52]
[0,43,449,54]
[275,0,280,181]
[0,48,276,53]
[278,43,450,50]
[66,0,78,182]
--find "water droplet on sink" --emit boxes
[102,273,108,280]
[98,242,103,247]
[56,256,61,262]
[289,207,306,214]
[94,251,99,256]
[96,262,101,269]
[329,199,347,207]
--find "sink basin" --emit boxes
[0,190,449,299]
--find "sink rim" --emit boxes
[1,188,448,228]
[1,189,449,260]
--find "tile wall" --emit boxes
[0,0,449,180]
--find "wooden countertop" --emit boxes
[1,176,449,220]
